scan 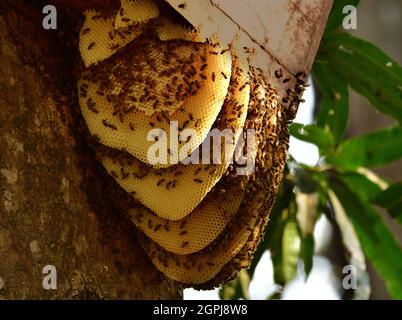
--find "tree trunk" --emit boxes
[0,0,332,299]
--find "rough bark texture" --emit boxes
[0,0,332,299]
[0,1,181,300]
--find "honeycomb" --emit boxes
[77,0,285,288]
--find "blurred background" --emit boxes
[348,0,402,300]
[185,0,402,300]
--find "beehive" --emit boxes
[77,0,287,288]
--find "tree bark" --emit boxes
[0,0,332,299]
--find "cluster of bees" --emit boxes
[77,0,290,288]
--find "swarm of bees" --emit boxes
[77,0,290,288]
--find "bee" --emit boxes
[102,119,117,130]
[296,71,306,79]
[81,28,90,35]
[274,69,283,79]
[180,220,187,229]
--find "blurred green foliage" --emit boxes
[220,0,402,300]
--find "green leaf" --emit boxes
[388,202,402,224]
[337,171,384,202]
[319,33,402,122]
[219,279,241,300]
[325,0,361,35]
[374,183,402,223]
[219,269,250,300]
[299,235,314,278]
[330,180,402,299]
[268,213,286,286]
[327,126,402,170]
[375,182,402,207]
[289,123,335,154]
[250,179,291,277]
[329,190,371,300]
[282,218,301,283]
[313,63,349,144]
[295,189,319,278]
[263,177,294,286]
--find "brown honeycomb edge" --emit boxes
[195,132,288,290]
[136,114,288,290]
[135,70,289,289]
[187,120,287,290]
